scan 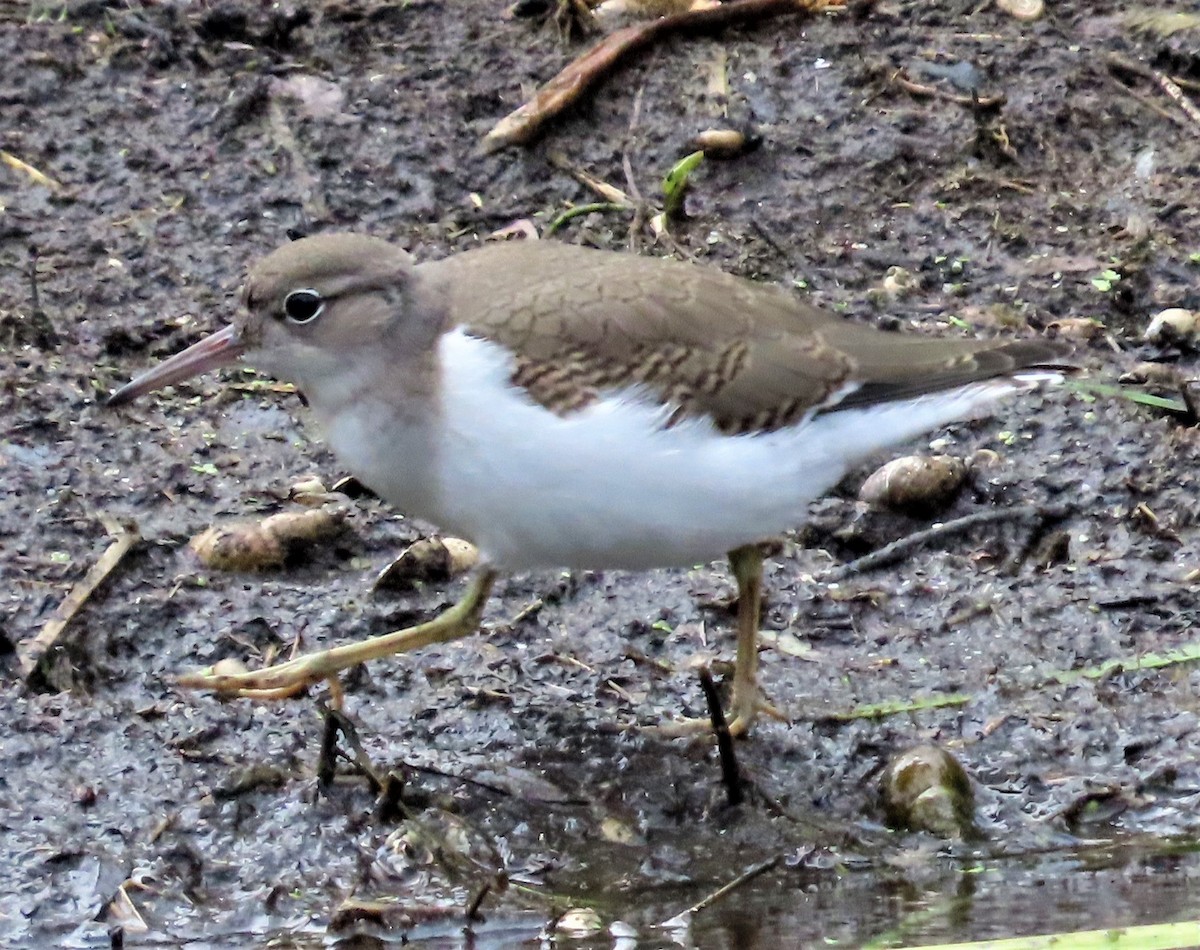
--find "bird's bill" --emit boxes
[107,324,245,406]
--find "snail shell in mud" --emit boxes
[859,454,967,514]
[1143,308,1198,346]
[881,265,917,298]
[996,0,1043,21]
[373,537,480,591]
[879,744,977,839]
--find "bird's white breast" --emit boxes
[317,329,1032,571]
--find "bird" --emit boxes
[108,233,1070,735]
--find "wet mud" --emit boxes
[3,2,1200,946]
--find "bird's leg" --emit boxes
[723,543,787,735]
[176,569,498,701]
[650,543,787,737]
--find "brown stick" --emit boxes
[698,667,744,806]
[1157,72,1200,129]
[660,853,782,927]
[482,0,840,153]
[892,71,1005,109]
[825,505,1070,581]
[1104,52,1198,129]
[19,516,140,683]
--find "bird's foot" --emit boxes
[646,682,787,738]
[176,655,342,702]
[175,569,498,703]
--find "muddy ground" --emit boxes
[3,1,1200,947]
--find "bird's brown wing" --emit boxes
[425,242,1070,435]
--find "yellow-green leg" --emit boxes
[176,569,498,701]
[724,543,786,735]
[655,543,787,737]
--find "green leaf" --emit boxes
[1067,379,1189,414]
[661,151,704,218]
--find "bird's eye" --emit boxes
[283,289,324,324]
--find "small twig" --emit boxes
[19,516,140,683]
[749,218,795,264]
[1103,51,1157,84]
[623,646,674,675]
[1106,75,1185,126]
[604,678,637,704]
[891,70,1005,108]
[1103,53,1191,127]
[1171,74,1200,94]
[316,704,342,790]
[546,150,632,203]
[826,505,1067,581]
[979,175,1037,195]
[28,245,40,313]
[1156,72,1200,129]
[1,149,63,191]
[698,668,744,806]
[318,704,386,793]
[402,761,541,799]
[940,599,994,630]
[1107,48,1200,128]
[660,854,781,928]
[465,881,492,922]
[1004,504,1072,575]
[624,82,650,249]
[504,595,546,628]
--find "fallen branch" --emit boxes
[482,0,841,153]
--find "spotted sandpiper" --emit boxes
[108,234,1069,734]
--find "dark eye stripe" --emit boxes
[283,289,324,324]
